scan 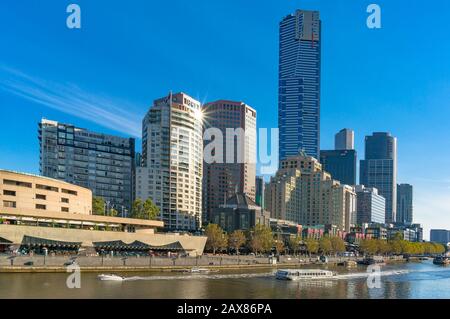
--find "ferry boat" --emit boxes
[276,269,336,281]
[433,256,450,265]
[97,274,126,281]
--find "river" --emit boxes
[0,260,449,299]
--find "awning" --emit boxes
[0,237,13,245]
[148,241,185,251]
[93,240,185,251]
[20,235,82,248]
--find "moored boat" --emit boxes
[276,269,336,281]
[433,256,450,265]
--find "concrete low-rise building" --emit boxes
[0,170,206,256]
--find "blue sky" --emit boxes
[1,0,449,238]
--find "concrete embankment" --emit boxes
[0,255,406,273]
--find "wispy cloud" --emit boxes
[0,65,142,137]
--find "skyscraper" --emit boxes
[320,129,357,186]
[360,132,397,223]
[397,183,413,225]
[202,100,257,223]
[320,149,357,186]
[335,128,354,150]
[355,185,386,224]
[39,119,135,213]
[279,10,321,161]
[136,92,203,231]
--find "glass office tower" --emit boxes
[279,10,321,161]
[39,119,135,214]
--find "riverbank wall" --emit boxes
[0,255,407,273]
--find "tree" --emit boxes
[377,240,390,256]
[288,236,301,256]
[304,238,319,257]
[109,208,119,217]
[389,239,403,255]
[228,230,246,254]
[143,198,160,220]
[92,196,105,215]
[319,237,332,256]
[330,237,346,256]
[130,198,159,220]
[359,239,378,256]
[250,224,273,254]
[205,224,227,255]
[274,237,285,256]
[130,199,144,219]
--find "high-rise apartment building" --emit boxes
[335,128,354,150]
[355,185,386,224]
[39,119,135,213]
[279,10,321,160]
[202,100,257,223]
[265,153,356,232]
[360,132,397,223]
[136,93,203,231]
[397,183,413,225]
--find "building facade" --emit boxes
[430,229,450,245]
[136,93,203,231]
[335,128,354,150]
[279,10,321,160]
[355,185,386,224]
[255,176,265,209]
[265,153,356,232]
[210,194,270,233]
[320,149,357,186]
[0,170,207,256]
[39,119,135,214]
[202,100,257,223]
[397,183,413,225]
[360,132,397,223]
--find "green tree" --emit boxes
[130,198,159,220]
[389,239,403,255]
[330,237,346,256]
[143,198,160,220]
[288,236,301,256]
[109,208,119,217]
[250,224,273,254]
[319,237,332,256]
[205,224,227,255]
[377,240,390,256]
[360,239,378,256]
[92,196,105,215]
[228,230,247,254]
[130,198,144,219]
[304,238,319,257]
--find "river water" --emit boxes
[0,260,449,299]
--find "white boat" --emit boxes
[97,274,126,281]
[276,269,336,281]
[189,267,213,273]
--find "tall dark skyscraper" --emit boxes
[397,184,413,225]
[360,132,397,223]
[320,149,357,186]
[320,129,357,186]
[278,10,321,161]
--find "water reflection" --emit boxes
[0,262,448,299]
